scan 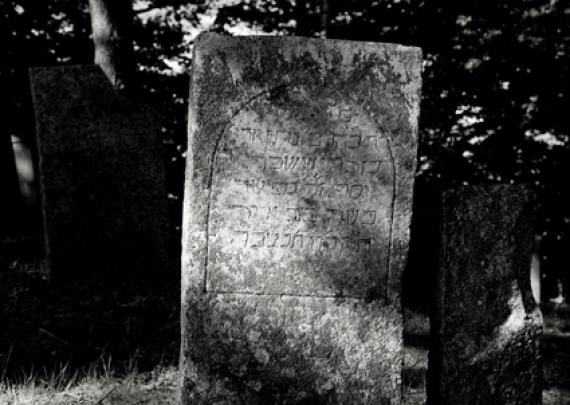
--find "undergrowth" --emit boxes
[0,263,179,382]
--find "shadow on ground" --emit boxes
[0,239,180,381]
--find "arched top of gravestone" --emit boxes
[189,34,421,169]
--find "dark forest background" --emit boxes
[0,0,569,387]
[2,0,569,294]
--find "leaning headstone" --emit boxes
[428,185,543,405]
[29,65,170,279]
[181,33,422,404]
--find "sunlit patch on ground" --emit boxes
[0,365,178,405]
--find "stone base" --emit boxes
[181,292,402,405]
[430,304,542,404]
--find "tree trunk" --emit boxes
[88,0,134,92]
[294,0,311,36]
[320,0,329,38]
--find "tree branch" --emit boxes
[135,5,162,15]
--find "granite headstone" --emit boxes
[181,33,422,404]
[29,65,170,278]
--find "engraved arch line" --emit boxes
[203,83,290,292]
[203,85,399,297]
[360,110,397,296]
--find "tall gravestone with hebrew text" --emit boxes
[181,33,421,404]
[30,65,170,279]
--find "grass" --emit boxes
[0,359,179,404]
[1,250,569,404]
[0,246,180,404]
[0,262,180,376]
[1,306,569,404]
[1,308,431,404]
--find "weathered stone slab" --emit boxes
[181,33,421,404]
[29,65,170,278]
[428,185,543,405]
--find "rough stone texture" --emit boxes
[181,33,422,404]
[29,65,170,278]
[428,185,543,405]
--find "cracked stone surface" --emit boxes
[428,185,543,405]
[181,33,422,404]
[30,65,170,279]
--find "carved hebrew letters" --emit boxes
[182,35,422,405]
[207,100,396,296]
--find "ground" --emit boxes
[0,257,568,404]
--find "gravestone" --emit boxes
[29,65,170,278]
[181,33,421,404]
[428,185,543,405]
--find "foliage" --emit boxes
[210,0,570,293]
[211,0,569,180]
[1,0,569,287]
[3,0,568,190]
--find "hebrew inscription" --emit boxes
[182,34,421,405]
[207,96,396,297]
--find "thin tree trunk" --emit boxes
[295,0,310,36]
[88,0,134,91]
[320,0,329,38]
